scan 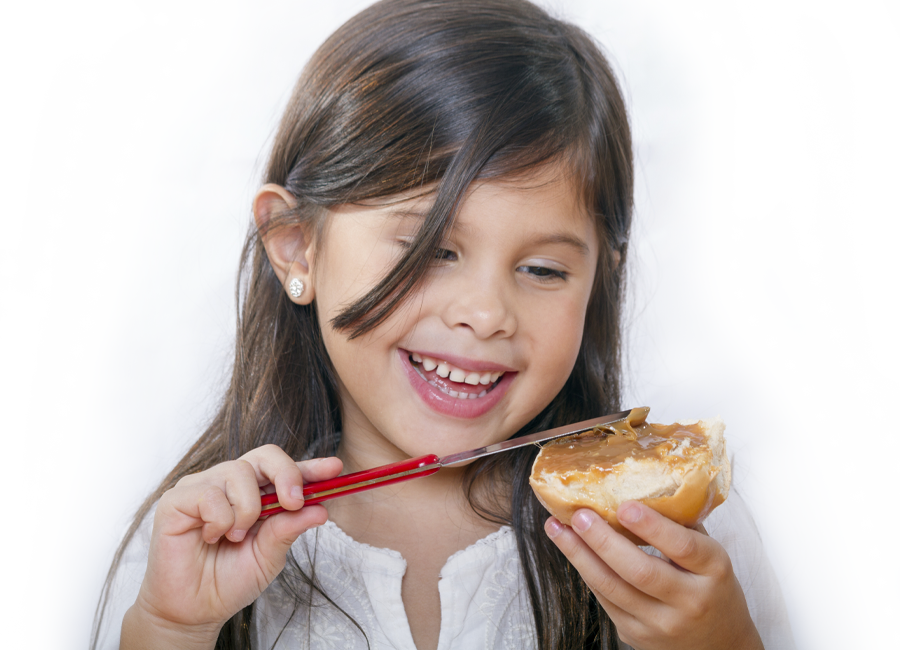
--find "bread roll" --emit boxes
[529,410,730,544]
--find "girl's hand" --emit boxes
[122,446,342,650]
[545,502,764,650]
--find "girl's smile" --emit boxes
[302,163,601,469]
[399,348,516,418]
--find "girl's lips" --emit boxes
[398,350,515,419]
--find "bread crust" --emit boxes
[530,417,730,545]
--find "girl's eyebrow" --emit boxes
[386,210,591,256]
[455,221,592,256]
[526,233,592,256]
[388,209,429,219]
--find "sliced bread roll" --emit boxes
[529,411,730,545]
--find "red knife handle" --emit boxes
[259,454,441,517]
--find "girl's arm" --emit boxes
[120,447,342,650]
[546,502,764,650]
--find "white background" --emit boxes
[1,1,897,647]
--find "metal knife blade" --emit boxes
[438,406,650,466]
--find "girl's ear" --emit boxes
[253,183,316,305]
[611,249,621,269]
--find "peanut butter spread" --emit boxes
[534,418,709,479]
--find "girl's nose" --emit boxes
[440,272,517,340]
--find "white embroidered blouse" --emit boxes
[97,492,795,649]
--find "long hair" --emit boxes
[92,1,633,648]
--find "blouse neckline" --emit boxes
[310,519,516,574]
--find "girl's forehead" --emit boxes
[352,162,585,213]
[329,167,596,255]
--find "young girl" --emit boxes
[93,1,792,648]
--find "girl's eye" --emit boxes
[518,265,567,281]
[433,248,457,262]
[396,239,457,263]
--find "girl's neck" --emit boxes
[326,438,504,554]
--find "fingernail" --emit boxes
[572,510,593,532]
[230,529,246,542]
[545,519,564,539]
[619,503,641,524]
[209,536,221,545]
[290,485,304,500]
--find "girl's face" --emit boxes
[311,164,600,467]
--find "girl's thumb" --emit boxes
[252,505,329,577]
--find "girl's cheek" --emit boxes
[530,304,585,379]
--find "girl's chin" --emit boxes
[398,351,514,420]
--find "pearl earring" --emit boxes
[288,278,305,299]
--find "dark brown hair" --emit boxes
[92,1,633,648]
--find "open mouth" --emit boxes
[406,351,505,400]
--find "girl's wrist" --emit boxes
[120,603,221,650]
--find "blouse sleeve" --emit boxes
[702,490,796,650]
[93,507,154,650]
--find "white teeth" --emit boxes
[411,353,505,386]
[411,358,500,401]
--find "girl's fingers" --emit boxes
[165,450,343,546]
[296,456,343,483]
[195,486,235,544]
[221,460,268,541]
[560,508,689,605]
[589,591,650,649]
[615,501,726,577]
[166,460,262,542]
[158,481,233,542]
[239,447,342,514]
[251,503,330,576]
[239,445,308,510]
[545,516,661,615]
